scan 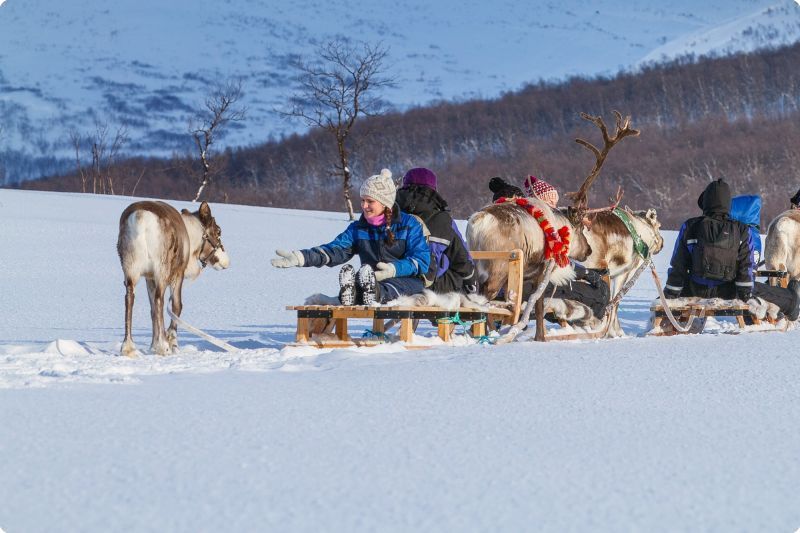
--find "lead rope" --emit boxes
[648,263,704,333]
[496,260,557,345]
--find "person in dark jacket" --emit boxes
[791,188,800,210]
[488,176,524,202]
[665,179,755,300]
[396,167,477,294]
[520,262,611,321]
[665,179,800,320]
[271,169,430,305]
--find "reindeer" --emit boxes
[581,209,664,336]
[468,111,662,338]
[117,201,230,356]
[564,112,666,336]
[764,210,800,279]
[467,196,592,300]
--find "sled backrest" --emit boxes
[470,248,524,324]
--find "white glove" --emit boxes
[271,249,304,268]
[375,261,396,281]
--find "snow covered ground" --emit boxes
[1,189,799,531]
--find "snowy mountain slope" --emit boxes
[2,189,800,531]
[1,0,799,182]
[640,2,800,64]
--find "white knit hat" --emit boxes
[360,169,396,208]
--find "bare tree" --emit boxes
[189,79,246,202]
[69,129,88,193]
[70,120,128,194]
[282,38,394,219]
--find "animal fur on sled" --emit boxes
[657,296,781,320]
[304,290,491,310]
[542,297,603,328]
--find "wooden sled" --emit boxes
[286,249,523,349]
[286,305,513,349]
[648,302,787,336]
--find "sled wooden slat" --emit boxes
[286,304,512,348]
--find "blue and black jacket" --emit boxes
[666,179,754,295]
[299,205,431,278]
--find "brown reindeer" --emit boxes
[117,201,230,356]
[582,208,664,336]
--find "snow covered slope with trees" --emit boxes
[1,0,799,181]
[1,189,798,531]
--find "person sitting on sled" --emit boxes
[522,175,560,208]
[271,169,430,305]
[396,167,477,294]
[664,179,800,320]
[488,176,611,322]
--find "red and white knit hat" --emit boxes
[523,175,559,208]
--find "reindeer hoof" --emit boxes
[150,342,171,356]
[120,341,139,358]
[167,331,179,352]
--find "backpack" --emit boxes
[730,195,762,265]
[687,217,742,282]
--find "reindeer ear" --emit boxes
[198,202,212,223]
[181,208,191,215]
[646,208,658,222]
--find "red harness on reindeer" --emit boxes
[495,197,571,267]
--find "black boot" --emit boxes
[357,264,379,306]
[339,264,356,305]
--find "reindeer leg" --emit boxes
[121,276,138,357]
[167,278,184,352]
[147,279,170,355]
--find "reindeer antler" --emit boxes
[568,111,639,219]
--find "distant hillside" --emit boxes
[21,41,800,230]
[1,0,798,181]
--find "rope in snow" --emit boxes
[167,309,239,353]
[361,329,388,341]
[437,312,493,344]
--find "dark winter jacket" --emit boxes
[300,205,431,278]
[666,179,755,297]
[792,187,800,208]
[396,185,476,292]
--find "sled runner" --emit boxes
[286,249,523,349]
[647,301,787,336]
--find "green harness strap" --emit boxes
[612,208,650,259]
